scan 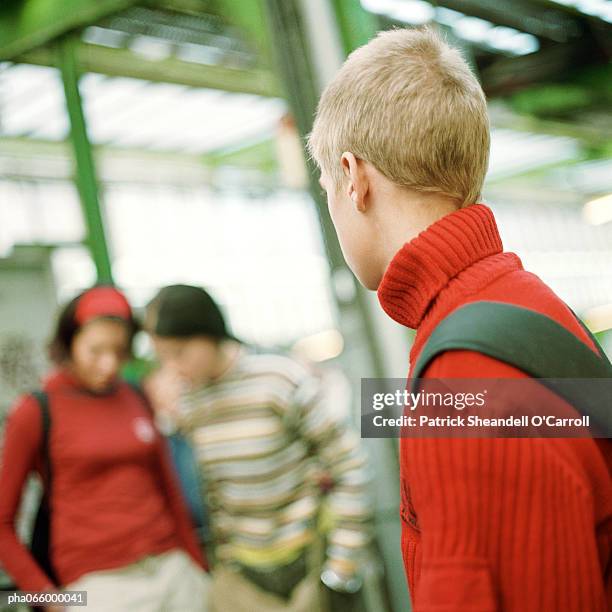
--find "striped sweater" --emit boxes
[175,350,372,578]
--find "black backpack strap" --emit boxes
[411,301,612,436]
[29,390,58,586]
[31,391,52,491]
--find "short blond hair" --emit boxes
[308,27,489,205]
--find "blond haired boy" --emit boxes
[310,27,611,611]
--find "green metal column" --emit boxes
[262,0,386,380]
[58,36,113,284]
[331,0,378,54]
[263,3,410,612]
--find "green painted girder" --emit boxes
[330,0,377,55]
[2,0,280,95]
[207,0,274,67]
[58,37,114,284]
[0,135,207,169]
[480,36,599,96]
[0,134,279,180]
[435,0,582,41]
[18,43,280,96]
[202,137,277,171]
[0,0,142,60]
[509,64,612,116]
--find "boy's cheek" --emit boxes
[326,192,339,218]
[327,191,350,227]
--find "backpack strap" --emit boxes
[411,301,612,436]
[31,391,52,492]
[29,390,59,586]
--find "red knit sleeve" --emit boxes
[0,395,56,591]
[154,436,208,571]
[402,349,610,611]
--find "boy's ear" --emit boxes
[341,152,368,212]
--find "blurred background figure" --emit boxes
[144,284,373,612]
[0,286,209,612]
[0,1,610,610]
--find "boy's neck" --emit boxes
[378,190,461,275]
[377,203,504,330]
[210,340,241,381]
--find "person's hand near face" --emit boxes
[142,366,186,427]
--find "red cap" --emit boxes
[75,287,132,326]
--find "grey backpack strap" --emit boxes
[411,301,612,436]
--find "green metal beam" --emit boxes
[262,6,404,610]
[262,0,387,374]
[0,0,141,60]
[208,0,274,67]
[330,0,377,55]
[262,1,346,273]
[18,44,280,96]
[0,136,280,190]
[434,0,582,42]
[480,36,598,96]
[58,37,113,284]
[202,138,277,171]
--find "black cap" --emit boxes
[147,284,234,340]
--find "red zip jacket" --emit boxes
[0,369,207,591]
[378,204,612,611]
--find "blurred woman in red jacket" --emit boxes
[0,286,209,612]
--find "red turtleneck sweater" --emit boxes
[0,370,206,591]
[377,204,611,611]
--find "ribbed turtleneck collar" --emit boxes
[377,204,504,329]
